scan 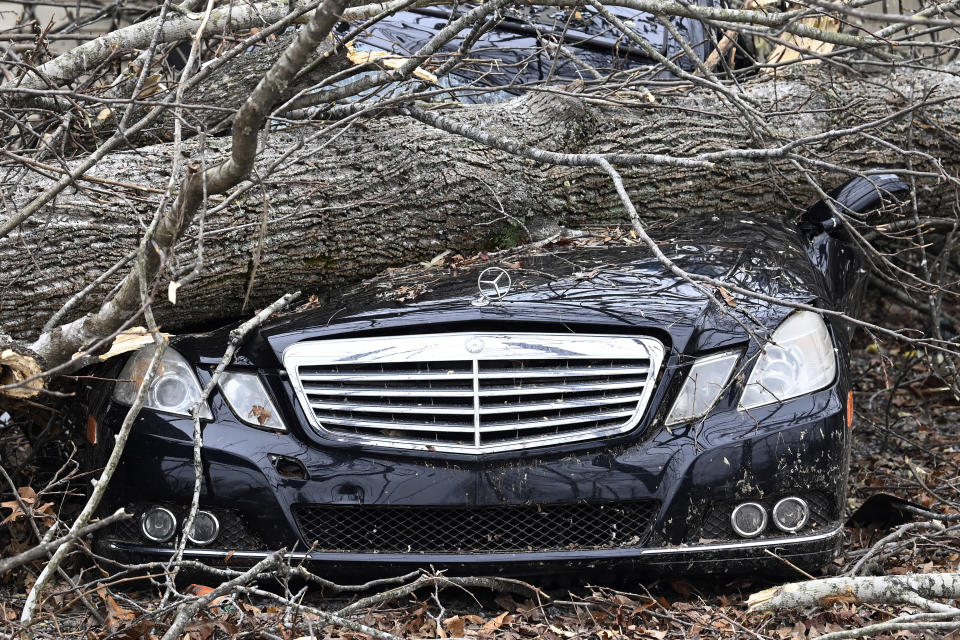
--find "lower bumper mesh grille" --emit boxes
[293,501,659,553]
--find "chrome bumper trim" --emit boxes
[108,525,843,562]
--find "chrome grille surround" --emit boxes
[283,332,665,454]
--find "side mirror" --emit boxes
[803,174,911,233]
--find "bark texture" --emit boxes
[2,66,959,341]
[117,34,352,147]
[748,573,960,610]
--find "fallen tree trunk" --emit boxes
[113,32,353,147]
[1,66,959,347]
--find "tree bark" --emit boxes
[112,34,352,147]
[748,573,960,611]
[2,65,958,343]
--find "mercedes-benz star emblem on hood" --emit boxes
[476,267,512,304]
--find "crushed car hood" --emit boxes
[180,214,829,366]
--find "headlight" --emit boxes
[740,310,836,410]
[218,370,285,431]
[114,346,212,419]
[665,351,739,425]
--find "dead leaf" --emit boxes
[96,585,135,629]
[183,621,218,640]
[483,612,512,631]
[443,616,466,637]
[34,500,55,523]
[718,286,737,307]
[1,487,53,525]
[107,618,155,640]
[0,500,25,524]
[97,108,113,120]
[380,283,429,303]
[137,74,163,99]
[248,405,271,426]
[547,624,575,638]
[298,294,322,311]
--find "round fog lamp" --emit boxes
[141,507,177,543]
[186,510,220,546]
[731,502,767,538]
[772,497,809,533]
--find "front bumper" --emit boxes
[94,378,851,576]
[103,525,843,577]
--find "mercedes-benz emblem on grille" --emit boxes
[465,337,485,354]
[476,267,512,303]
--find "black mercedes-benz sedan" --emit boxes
[84,176,907,577]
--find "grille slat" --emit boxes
[304,386,477,397]
[313,415,478,432]
[477,394,644,414]
[477,367,650,378]
[303,379,649,397]
[285,333,665,454]
[475,409,637,431]
[293,502,659,553]
[310,401,478,415]
[299,372,475,382]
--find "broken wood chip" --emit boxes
[345,41,438,84]
[0,349,43,398]
[71,327,171,363]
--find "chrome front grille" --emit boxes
[284,333,665,454]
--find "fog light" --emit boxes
[141,507,177,543]
[772,497,809,533]
[186,511,220,546]
[731,502,767,538]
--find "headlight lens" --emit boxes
[114,345,212,419]
[665,351,740,425]
[218,370,285,431]
[740,310,836,410]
